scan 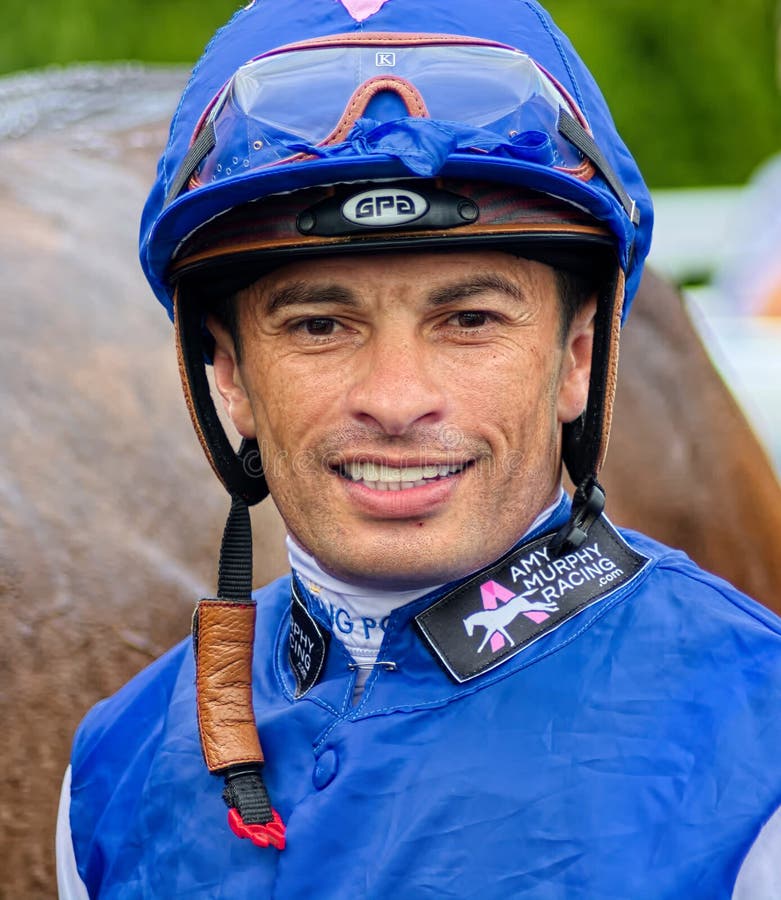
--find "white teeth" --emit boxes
[343,461,466,488]
[365,462,379,482]
[379,464,403,483]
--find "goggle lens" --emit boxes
[194,37,591,185]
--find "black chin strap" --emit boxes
[549,476,606,556]
[205,495,286,849]
[554,263,623,555]
[217,494,255,602]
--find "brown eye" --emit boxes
[303,318,337,335]
[456,311,488,328]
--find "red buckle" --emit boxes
[228,807,287,850]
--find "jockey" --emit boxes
[58,1,781,897]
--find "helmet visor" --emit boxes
[190,34,594,187]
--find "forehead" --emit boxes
[243,249,559,300]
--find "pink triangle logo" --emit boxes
[338,0,393,22]
[478,579,552,652]
[480,580,516,653]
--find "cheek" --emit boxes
[465,345,560,436]
[243,353,340,452]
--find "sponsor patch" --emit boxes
[288,582,329,697]
[415,516,649,682]
[296,182,478,237]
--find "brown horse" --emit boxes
[605,270,781,604]
[1,67,780,897]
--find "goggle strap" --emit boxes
[165,120,216,208]
[557,109,639,226]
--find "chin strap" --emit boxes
[553,266,624,557]
[193,496,286,851]
[175,286,284,848]
[549,476,606,557]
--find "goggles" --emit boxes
[166,33,638,225]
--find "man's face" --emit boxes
[210,250,595,588]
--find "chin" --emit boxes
[318,541,482,591]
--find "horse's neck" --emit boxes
[500,594,523,615]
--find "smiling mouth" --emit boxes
[337,460,471,491]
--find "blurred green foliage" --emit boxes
[546,1,781,187]
[0,0,240,72]
[1,0,779,187]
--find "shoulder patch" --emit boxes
[415,516,650,682]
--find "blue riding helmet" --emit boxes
[139,0,653,501]
[141,0,651,317]
[136,0,653,853]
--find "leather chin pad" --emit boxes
[194,600,264,772]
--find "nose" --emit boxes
[346,331,447,435]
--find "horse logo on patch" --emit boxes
[417,517,650,682]
[463,580,558,654]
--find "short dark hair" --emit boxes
[555,267,599,341]
[210,291,242,360]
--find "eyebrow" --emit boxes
[262,272,526,313]
[427,274,527,307]
[264,281,358,313]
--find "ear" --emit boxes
[556,296,597,424]
[206,314,257,439]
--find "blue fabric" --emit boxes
[139,0,652,321]
[287,118,559,177]
[69,519,781,899]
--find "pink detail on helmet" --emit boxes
[338,0,394,23]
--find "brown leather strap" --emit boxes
[595,268,625,474]
[194,599,264,772]
[174,287,224,488]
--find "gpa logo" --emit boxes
[463,580,559,654]
[342,189,429,228]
